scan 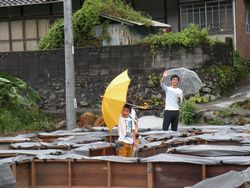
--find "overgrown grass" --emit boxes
[39,0,152,50]
[100,0,151,26]
[139,24,221,50]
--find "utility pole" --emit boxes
[64,0,76,129]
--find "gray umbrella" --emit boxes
[163,67,203,96]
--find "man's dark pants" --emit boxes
[162,110,179,131]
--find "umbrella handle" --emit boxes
[126,102,160,110]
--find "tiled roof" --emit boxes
[0,0,63,7]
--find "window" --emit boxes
[246,1,250,33]
[180,0,233,34]
[0,19,49,52]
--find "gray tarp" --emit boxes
[0,156,33,165]
[192,167,250,188]
[140,130,184,142]
[190,133,243,142]
[68,142,115,156]
[0,164,16,188]
[35,154,139,163]
[56,135,104,143]
[140,153,220,165]
[10,141,85,149]
[165,137,198,144]
[168,145,250,156]
[0,149,64,156]
[0,136,30,143]
[139,141,163,149]
[38,130,110,138]
[10,142,49,149]
[216,156,250,165]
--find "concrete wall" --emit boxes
[236,0,250,59]
[0,44,232,114]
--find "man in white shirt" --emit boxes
[160,70,183,131]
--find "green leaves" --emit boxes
[0,73,47,135]
[180,98,198,125]
[39,0,152,50]
[140,24,212,50]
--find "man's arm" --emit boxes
[161,70,168,91]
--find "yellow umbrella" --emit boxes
[101,70,131,131]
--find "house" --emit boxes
[127,0,250,58]
[96,14,170,46]
[0,0,249,58]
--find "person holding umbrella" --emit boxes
[117,104,138,157]
[161,70,183,131]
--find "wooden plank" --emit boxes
[111,163,147,188]
[31,161,36,187]
[206,164,250,178]
[68,160,72,186]
[153,162,202,188]
[11,163,16,177]
[35,162,68,186]
[202,164,207,180]
[16,163,31,187]
[71,161,108,186]
[107,161,111,188]
[34,186,108,188]
[147,163,153,188]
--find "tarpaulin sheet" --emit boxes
[139,130,183,137]
[35,154,139,163]
[38,128,88,136]
[0,149,65,156]
[56,134,104,143]
[169,145,250,156]
[139,141,164,149]
[190,133,243,142]
[178,125,232,133]
[0,155,33,165]
[140,153,220,165]
[216,156,250,165]
[165,137,198,144]
[10,142,49,149]
[16,133,37,138]
[0,136,30,143]
[38,131,109,137]
[0,164,16,188]
[192,167,250,188]
[68,142,115,156]
[10,141,86,149]
[140,130,184,142]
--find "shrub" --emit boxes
[139,24,213,50]
[39,0,152,50]
[199,52,250,96]
[180,98,198,125]
[0,73,48,135]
